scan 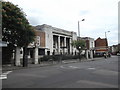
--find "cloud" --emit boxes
[7,0,119,46]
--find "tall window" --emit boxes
[36,36,40,46]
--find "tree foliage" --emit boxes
[2,1,35,47]
[2,1,35,64]
[71,40,86,52]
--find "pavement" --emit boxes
[2,57,104,72]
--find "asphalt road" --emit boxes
[2,56,119,88]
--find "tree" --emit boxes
[71,40,86,60]
[2,1,35,66]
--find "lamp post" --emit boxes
[78,19,85,61]
[78,19,85,37]
[105,31,110,46]
[105,31,110,54]
[105,31,110,39]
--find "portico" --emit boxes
[53,33,72,55]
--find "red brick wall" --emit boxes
[95,37,108,52]
[35,30,45,47]
[86,40,90,49]
[95,38,108,47]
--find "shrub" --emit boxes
[39,54,85,62]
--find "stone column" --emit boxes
[15,47,21,66]
[64,37,66,54]
[45,49,47,55]
[69,38,72,54]
[33,47,38,64]
[58,36,60,54]
[86,50,89,60]
[90,50,93,59]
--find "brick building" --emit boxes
[19,29,46,64]
[95,37,108,54]
[26,29,46,58]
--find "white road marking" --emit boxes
[69,66,79,69]
[0,74,7,79]
[0,71,12,80]
[60,66,79,69]
[3,71,12,75]
[88,67,95,70]
[60,66,64,68]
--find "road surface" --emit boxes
[2,56,119,88]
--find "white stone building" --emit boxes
[35,24,77,55]
[78,37,95,59]
[15,24,77,65]
[80,37,95,50]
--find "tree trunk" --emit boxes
[23,46,28,67]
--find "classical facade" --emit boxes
[35,24,77,55]
[17,24,77,65]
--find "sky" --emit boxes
[7,0,119,46]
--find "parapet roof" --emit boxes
[35,24,76,34]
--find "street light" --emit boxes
[105,31,110,46]
[78,19,85,37]
[105,31,110,54]
[105,31,110,39]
